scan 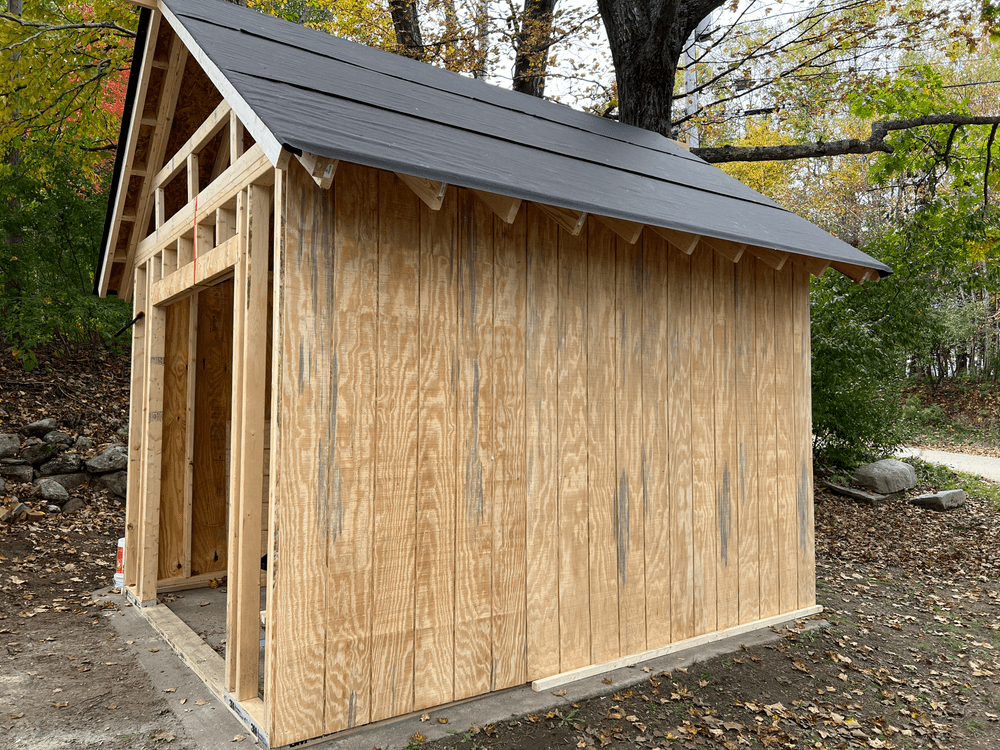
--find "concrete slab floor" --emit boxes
[94,587,250,747]
[92,587,826,750]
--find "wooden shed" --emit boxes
[96,0,890,746]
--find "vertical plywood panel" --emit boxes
[557,225,590,672]
[616,236,646,655]
[371,171,420,720]
[793,265,816,608]
[326,162,379,730]
[525,204,560,680]
[586,220,619,663]
[454,191,495,700]
[691,245,717,636]
[414,187,458,710]
[667,244,693,642]
[492,208,528,690]
[774,264,797,615]
[642,231,671,648]
[159,298,190,579]
[735,256,759,624]
[191,281,233,577]
[713,252,739,631]
[268,163,329,744]
[755,261,779,620]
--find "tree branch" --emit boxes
[693,115,1000,163]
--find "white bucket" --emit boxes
[114,537,125,590]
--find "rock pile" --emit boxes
[0,417,128,521]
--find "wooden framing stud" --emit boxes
[702,236,746,263]
[230,111,245,162]
[791,254,830,278]
[187,153,200,201]
[471,188,522,224]
[748,245,790,271]
[396,172,448,210]
[162,243,178,277]
[650,225,700,255]
[832,260,875,284]
[537,203,587,236]
[596,215,644,245]
[154,188,165,229]
[296,151,339,190]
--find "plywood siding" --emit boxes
[267,159,816,744]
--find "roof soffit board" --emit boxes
[96,8,158,297]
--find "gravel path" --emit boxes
[897,445,1000,482]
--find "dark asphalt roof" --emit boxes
[97,0,891,294]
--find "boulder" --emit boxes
[42,472,89,492]
[909,489,966,512]
[86,445,127,474]
[0,464,33,483]
[23,418,58,437]
[61,497,86,514]
[74,436,95,451]
[819,480,886,504]
[0,433,19,459]
[43,430,75,446]
[852,459,917,494]
[38,454,83,476]
[36,477,69,504]
[0,478,4,493]
[100,470,128,498]
[21,442,60,466]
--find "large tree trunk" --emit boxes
[389,0,425,60]
[597,0,723,136]
[512,0,557,98]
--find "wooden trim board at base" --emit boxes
[137,601,270,747]
[531,605,824,691]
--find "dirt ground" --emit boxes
[4,350,1000,750]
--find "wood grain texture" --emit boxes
[557,222,591,672]
[326,162,379,730]
[234,183,271,702]
[754,261,779,620]
[224,191,246,695]
[641,230,671,648]
[773,264,797,615]
[139,263,166,603]
[491,206,528,690]
[586,219,620,664]
[690,244,717,637]
[414,183,458,710]
[191,282,233,577]
[159,298,190,579]
[667,243,693,643]
[125,266,148,591]
[525,203,560,681]
[735,256,759,625]
[371,171,420,720]
[793,264,816,608]
[263,167,285,740]
[454,190,495,700]
[713,252,739,631]
[615,235,646,655]
[267,161,329,744]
